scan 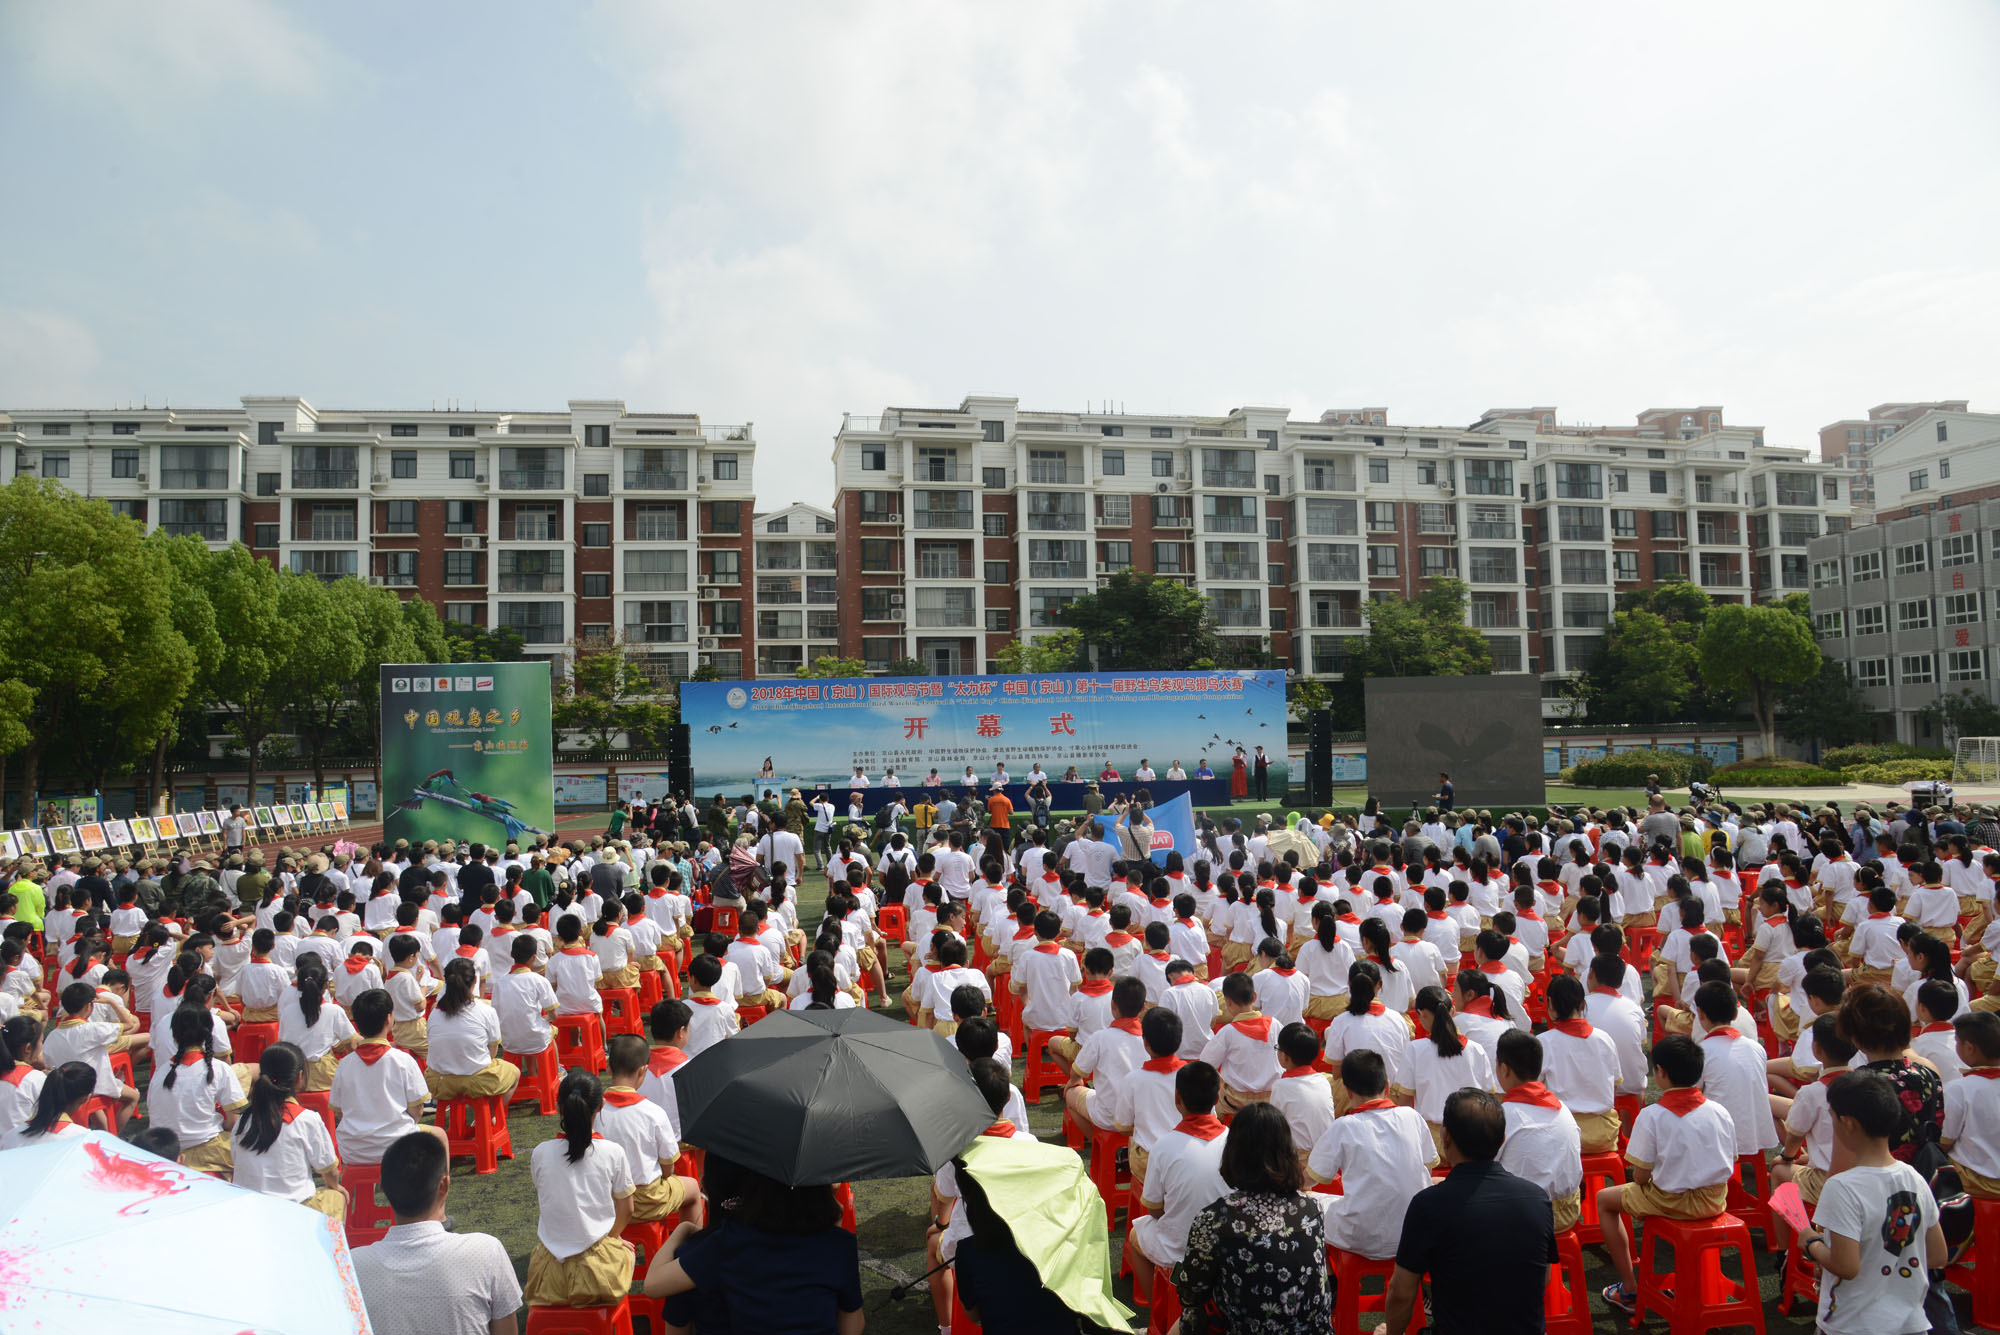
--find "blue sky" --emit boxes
[3,1,1996,508]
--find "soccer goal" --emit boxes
[1953,736,2000,788]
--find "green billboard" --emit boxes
[380,662,556,846]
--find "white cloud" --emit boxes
[3,0,343,107]
[0,309,101,408]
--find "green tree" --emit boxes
[690,663,722,682]
[1058,571,1223,668]
[274,572,365,799]
[1333,579,1492,728]
[140,533,226,810]
[1921,688,2000,745]
[1286,677,1332,721]
[996,628,1084,674]
[399,595,452,667]
[554,642,678,759]
[886,657,929,677]
[0,478,198,818]
[444,620,526,662]
[202,544,287,810]
[796,655,869,678]
[1585,609,1700,724]
[1696,601,1821,755]
[1779,657,1877,749]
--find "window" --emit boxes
[1100,424,1124,437]
[33,450,67,479]
[1100,449,1125,476]
[707,601,742,636]
[1304,499,1358,536]
[1941,534,1979,567]
[1815,611,1845,638]
[289,550,357,581]
[1151,494,1190,527]
[1649,470,1667,494]
[1257,429,1279,450]
[859,539,897,573]
[1941,459,1952,481]
[1613,550,1639,581]
[252,523,278,548]
[1203,540,1259,582]
[856,490,897,523]
[1366,502,1396,533]
[581,523,610,547]
[1856,658,1888,688]
[1152,541,1191,575]
[1306,543,1360,581]
[384,500,418,533]
[384,423,415,438]
[1028,587,1086,627]
[1152,452,1174,478]
[581,573,610,598]
[1649,511,1682,539]
[1894,542,1929,575]
[1948,650,1985,682]
[1852,604,1885,636]
[444,552,482,585]
[1367,545,1398,577]
[450,424,477,438]
[498,549,564,592]
[1900,654,1935,685]
[1561,593,1609,628]
[1778,514,1818,547]
[981,420,1005,443]
[450,450,476,479]
[441,601,482,626]
[711,453,739,480]
[709,550,741,582]
[984,608,1012,633]
[1897,598,1933,631]
[1211,588,1261,627]
[379,552,418,587]
[1368,459,1390,484]
[391,451,417,479]
[501,601,565,645]
[625,550,688,592]
[1462,459,1513,496]
[1468,547,1517,584]
[982,513,1009,536]
[158,498,226,539]
[39,423,68,436]
[1609,468,1629,493]
[1557,505,1604,542]
[1264,474,1281,496]
[102,447,140,479]
[982,466,1007,489]
[585,424,609,449]
[1419,546,1457,577]
[1555,463,1602,499]
[1811,558,1842,589]
[706,501,741,534]
[255,472,280,496]
[1939,421,1950,442]
[111,422,139,435]
[1823,477,1839,500]
[1559,550,1607,584]
[1909,469,1930,491]
[444,500,479,534]
[1099,540,1132,568]
[1611,509,1636,538]
[1203,495,1258,533]
[582,473,609,496]
[981,559,1010,585]
[860,445,886,471]
[1417,503,1455,533]
[1652,552,1688,580]
[1416,460,1437,485]
[1850,551,1882,582]
[1151,426,1174,439]
[1946,592,1981,625]
[1466,504,1513,540]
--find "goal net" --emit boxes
[1953,736,2000,788]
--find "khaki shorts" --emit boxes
[391,1016,429,1059]
[1048,1034,1081,1066]
[1551,1188,1580,1235]
[1219,1081,1270,1115]
[425,1057,522,1101]
[630,1172,688,1221]
[1955,1159,2000,1201]
[598,964,640,992]
[1572,1106,1622,1154]
[1304,993,1347,1020]
[181,1131,234,1175]
[523,1232,637,1309]
[1619,1175,1727,1221]
[1221,942,1253,971]
[1793,1163,1828,1207]
[304,1185,347,1221]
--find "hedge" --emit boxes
[1820,743,1952,770]
[1712,766,1851,786]
[1840,759,1954,784]
[1566,749,1715,788]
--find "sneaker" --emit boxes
[1600,1283,1636,1315]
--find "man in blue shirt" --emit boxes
[1194,759,1214,779]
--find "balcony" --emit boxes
[1204,515,1259,534]
[1202,469,1255,489]
[159,470,227,490]
[1025,512,1086,532]
[498,573,563,593]
[914,462,963,482]
[624,470,689,490]
[499,470,563,490]
[626,622,689,644]
[914,607,978,628]
[1695,525,1741,545]
[1153,512,1193,528]
[292,470,359,489]
[1027,462,1078,485]
[1698,566,1744,587]
[1205,562,1258,581]
[625,518,681,542]
[1303,471,1357,493]
[911,508,974,530]
[1028,561,1086,580]
[1307,561,1360,582]
[499,519,559,541]
[1695,488,1740,505]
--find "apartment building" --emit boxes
[0,397,758,685]
[1818,400,1971,521]
[828,398,1848,699]
[744,503,840,677]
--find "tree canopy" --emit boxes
[996,629,1083,674]
[554,641,678,759]
[1696,601,1822,754]
[1329,578,1491,726]
[1058,571,1224,668]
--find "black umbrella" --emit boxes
[674,1007,995,1185]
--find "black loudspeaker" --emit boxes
[667,723,692,797]
[1305,708,1334,806]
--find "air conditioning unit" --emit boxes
[1155,482,1170,493]
[885,608,905,623]
[698,474,711,485]
[372,472,389,485]
[699,636,719,651]
[1439,483,1456,496]
[474,472,488,484]
[461,535,484,550]
[368,575,385,586]
[135,472,148,484]
[887,591,906,606]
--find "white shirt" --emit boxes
[597,1090,679,1186]
[0,1067,48,1137]
[352,1220,523,1335]
[427,1000,503,1077]
[1101,1059,1186,1152]
[1322,1006,1413,1093]
[683,995,739,1056]
[1308,1104,1438,1258]
[1251,967,1310,1029]
[1268,1068,1338,1152]
[1012,942,1082,1031]
[233,1104,339,1202]
[1160,981,1219,1060]
[548,946,605,1014]
[1131,1125,1229,1265]
[1499,1096,1583,1201]
[1626,1097,1737,1193]
[1700,1030,1779,1154]
[1945,1069,2000,1177]
[531,1137,634,1260]
[1408,1036,1495,1122]
[1813,1161,1940,1335]
[145,1054,246,1146]
[45,1018,127,1096]
[278,989,357,1062]
[1540,1023,1621,1115]
[1584,989,1650,1097]
[329,1045,429,1164]
[1786,1076,1839,1172]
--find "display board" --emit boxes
[1362,675,1545,807]
[680,670,1287,794]
[380,663,555,845]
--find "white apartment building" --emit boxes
[0,398,760,683]
[1818,400,1971,521]
[745,502,840,677]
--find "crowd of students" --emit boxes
[4,789,1999,1333]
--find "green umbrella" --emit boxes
[957,1134,1137,1333]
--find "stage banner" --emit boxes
[679,670,1287,794]
[380,662,555,846]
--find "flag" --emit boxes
[1144,791,1198,866]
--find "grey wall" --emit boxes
[1363,676,1546,807]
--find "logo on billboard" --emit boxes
[475,676,493,691]
[433,676,452,691]
[455,676,474,691]
[726,688,748,709]
[411,678,431,693]
[391,677,410,694]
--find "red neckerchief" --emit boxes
[1479,961,1508,976]
[0,1067,28,1087]
[455,945,480,959]
[1427,910,1449,920]
[1271,966,1298,977]
[647,888,669,899]
[1538,881,1562,895]
[559,946,592,956]
[1280,1064,1322,1080]
[1012,926,1036,941]
[176,1051,207,1067]
[1146,950,1173,963]
[280,1100,304,1124]
[648,1046,689,1076]
[735,934,761,946]
[1869,912,1892,920]
[1657,1088,1707,1116]
[1141,1055,1186,1074]
[1964,1067,2000,1080]
[1589,985,1620,997]
[1337,913,1360,924]
[1549,1017,1594,1038]
[1077,979,1113,996]
[922,962,949,974]
[690,995,724,1006]
[1175,1114,1226,1141]
[978,1119,1016,1138]
[1345,1098,1396,1115]
[1231,1014,1273,1042]
[1109,1016,1144,1037]
[1032,942,1062,955]
[250,954,270,964]
[1919,1021,1956,1036]
[344,955,374,975]
[1705,1026,1743,1041]
[1503,1081,1562,1109]
[1104,932,1136,947]
[353,1040,393,1066]
[492,925,515,938]
[1518,909,1543,922]
[1460,996,1493,1017]
[602,1087,645,1108]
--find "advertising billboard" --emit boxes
[380,663,555,846]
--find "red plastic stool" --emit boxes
[78,1094,119,1132]
[1776,1210,1820,1315]
[950,1287,982,1334]
[638,967,664,1009]
[1630,1212,1765,1335]
[506,1044,562,1114]
[1574,1150,1627,1246]
[109,1049,135,1089]
[1021,1028,1065,1103]
[1088,1124,1132,1229]
[1061,1096,1087,1150]
[555,1013,607,1072]
[1543,1227,1591,1335]
[1726,1151,1775,1248]
[1947,1195,2000,1330]
[341,1161,395,1246]
[709,906,738,937]
[435,1093,514,1175]
[834,1181,857,1232]
[296,1088,337,1155]
[235,1021,280,1065]
[602,988,643,1037]
[877,904,907,941]
[1328,1244,1397,1335]
[1614,1092,1640,1149]
[1146,1275,1181,1334]
[1305,1015,1331,1041]
[622,1219,671,1334]
[525,1298,633,1335]
[737,1003,770,1028]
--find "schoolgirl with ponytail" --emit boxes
[2,1061,95,1146]
[792,951,851,1011]
[0,1015,47,1137]
[423,956,520,1103]
[277,953,356,1091]
[1297,901,1357,1025]
[146,1004,244,1173]
[1730,881,1796,995]
[1358,916,1412,1015]
[1322,959,1412,1101]
[523,1070,638,1308]
[1406,984,1493,1146]
[232,1041,345,1217]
